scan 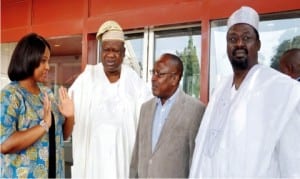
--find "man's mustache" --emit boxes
[233,48,248,56]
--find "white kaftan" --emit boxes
[189,64,300,178]
[69,64,151,178]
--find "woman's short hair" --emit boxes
[8,33,51,81]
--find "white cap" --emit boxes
[96,20,125,41]
[227,6,259,31]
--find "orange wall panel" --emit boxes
[32,0,85,25]
[89,0,194,17]
[31,20,83,37]
[1,0,31,29]
[1,27,32,42]
[87,0,204,33]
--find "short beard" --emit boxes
[230,48,249,70]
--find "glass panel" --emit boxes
[153,25,201,98]
[209,11,300,97]
[124,33,145,78]
[0,42,16,89]
[209,19,230,96]
[47,35,82,94]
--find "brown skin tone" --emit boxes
[101,40,125,83]
[279,58,289,76]
[151,55,181,105]
[279,49,300,79]
[0,47,74,154]
[227,23,261,89]
[59,87,75,140]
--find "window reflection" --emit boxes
[210,11,300,97]
[153,26,201,98]
[125,33,144,77]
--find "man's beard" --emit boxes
[230,48,249,70]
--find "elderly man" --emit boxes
[130,53,206,178]
[69,20,152,178]
[189,6,300,177]
[279,48,300,81]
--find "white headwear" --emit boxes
[96,20,125,41]
[227,6,259,31]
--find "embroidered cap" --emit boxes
[96,20,125,41]
[227,6,259,31]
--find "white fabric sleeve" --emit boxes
[278,100,300,177]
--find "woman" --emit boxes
[0,33,74,178]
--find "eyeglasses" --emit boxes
[150,70,176,78]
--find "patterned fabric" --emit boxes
[0,81,65,178]
[96,20,124,40]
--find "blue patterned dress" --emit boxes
[0,81,65,178]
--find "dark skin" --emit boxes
[101,40,125,83]
[151,54,181,105]
[226,23,261,89]
[279,49,300,79]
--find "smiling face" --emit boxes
[33,46,51,83]
[226,23,261,72]
[101,40,125,76]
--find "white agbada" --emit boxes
[189,64,300,178]
[69,64,151,178]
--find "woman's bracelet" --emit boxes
[39,120,49,132]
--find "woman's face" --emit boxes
[33,47,51,83]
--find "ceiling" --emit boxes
[47,35,82,56]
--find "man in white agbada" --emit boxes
[69,20,152,178]
[189,6,300,178]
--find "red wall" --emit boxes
[2,0,300,42]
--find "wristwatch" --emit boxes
[40,120,49,132]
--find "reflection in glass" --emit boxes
[154,26,201,98]
[125,33,144,77]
